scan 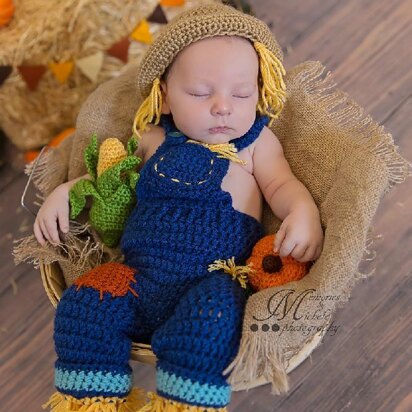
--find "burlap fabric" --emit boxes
[14,3,410,395]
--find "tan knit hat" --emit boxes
[133,3,286,136]
[136,3,283,98]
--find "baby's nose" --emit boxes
[211,95,232,116]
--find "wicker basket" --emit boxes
[40,260,323,389]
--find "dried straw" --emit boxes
[0,0,216,149]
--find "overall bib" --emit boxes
[53,114,269,409]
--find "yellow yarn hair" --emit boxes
[187,140,247,165]
[254,41,287,127]
[132,41,287,137]
[132,78,163,139]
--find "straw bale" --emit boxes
[0,0,217,149]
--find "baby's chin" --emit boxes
[188,131,242,145]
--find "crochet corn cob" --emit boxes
[69,134,141,247]
[97,138,128,177]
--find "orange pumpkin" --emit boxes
[0,0,15,27]
[246,234,308,291]
[160,0,185,6]
[24,127,75,163]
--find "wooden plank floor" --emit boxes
[1,1,411,411]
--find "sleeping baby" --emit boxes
[36,5,323,412]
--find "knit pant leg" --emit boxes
[149,272,247,410]
[44,262,146,411]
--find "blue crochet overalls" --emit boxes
[53,114,269,409]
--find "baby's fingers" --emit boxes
[274,225,287,253]
[33,220,46,246]
[38,219,52,244]
[291,244,309,261]
[57,208,69,234]
[300,246,317,263]
[279,241,297,257]
[43,219,60,245]
[278,232,296,257]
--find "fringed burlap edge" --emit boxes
[224,333,290,395]
[223,61,411,394]
[289,61,411,192]
[24,136,72,198]
[13,221,107,287]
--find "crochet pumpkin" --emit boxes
[0,0,15,27]
[69,134,141,247]
[246,234,308,291]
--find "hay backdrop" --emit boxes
[0,0,217,150]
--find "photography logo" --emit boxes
[250,288,341,337]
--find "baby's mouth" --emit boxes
[209,127,231,134]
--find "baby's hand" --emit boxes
[33,183,70,246]
[274,208,324,263]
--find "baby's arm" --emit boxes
[33,130,151,246]
[33,173,91,246]
[253,127,324,262]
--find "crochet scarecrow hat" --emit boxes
[132,3,287,136]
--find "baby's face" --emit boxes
[160,36,259,144]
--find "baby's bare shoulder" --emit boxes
[144,124,165,138]
[250,126,284,164]
[254,126,283,152]
[135,124,165,160]
[142,124,165,144]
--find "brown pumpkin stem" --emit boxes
[262,255,283,273]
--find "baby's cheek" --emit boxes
[171,116,193,137]
[240,110,260,136]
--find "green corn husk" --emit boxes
[69,134,141,247]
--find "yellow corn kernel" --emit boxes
[97,138,127,177]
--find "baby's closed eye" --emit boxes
[188,92,209,97]
[187,92,251,98]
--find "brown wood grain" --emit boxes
[1,1,411,411]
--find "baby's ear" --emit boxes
[160,80,171,114]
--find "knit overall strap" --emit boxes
[159,114,182,137]
[159,113,269,152]
[228,114,269,152]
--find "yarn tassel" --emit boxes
[208,256,252,289]
[187,140,247,165]
[133,78,163,138]
[137,392,228,412]
[254,41,287,127]
[42,388,147,412]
